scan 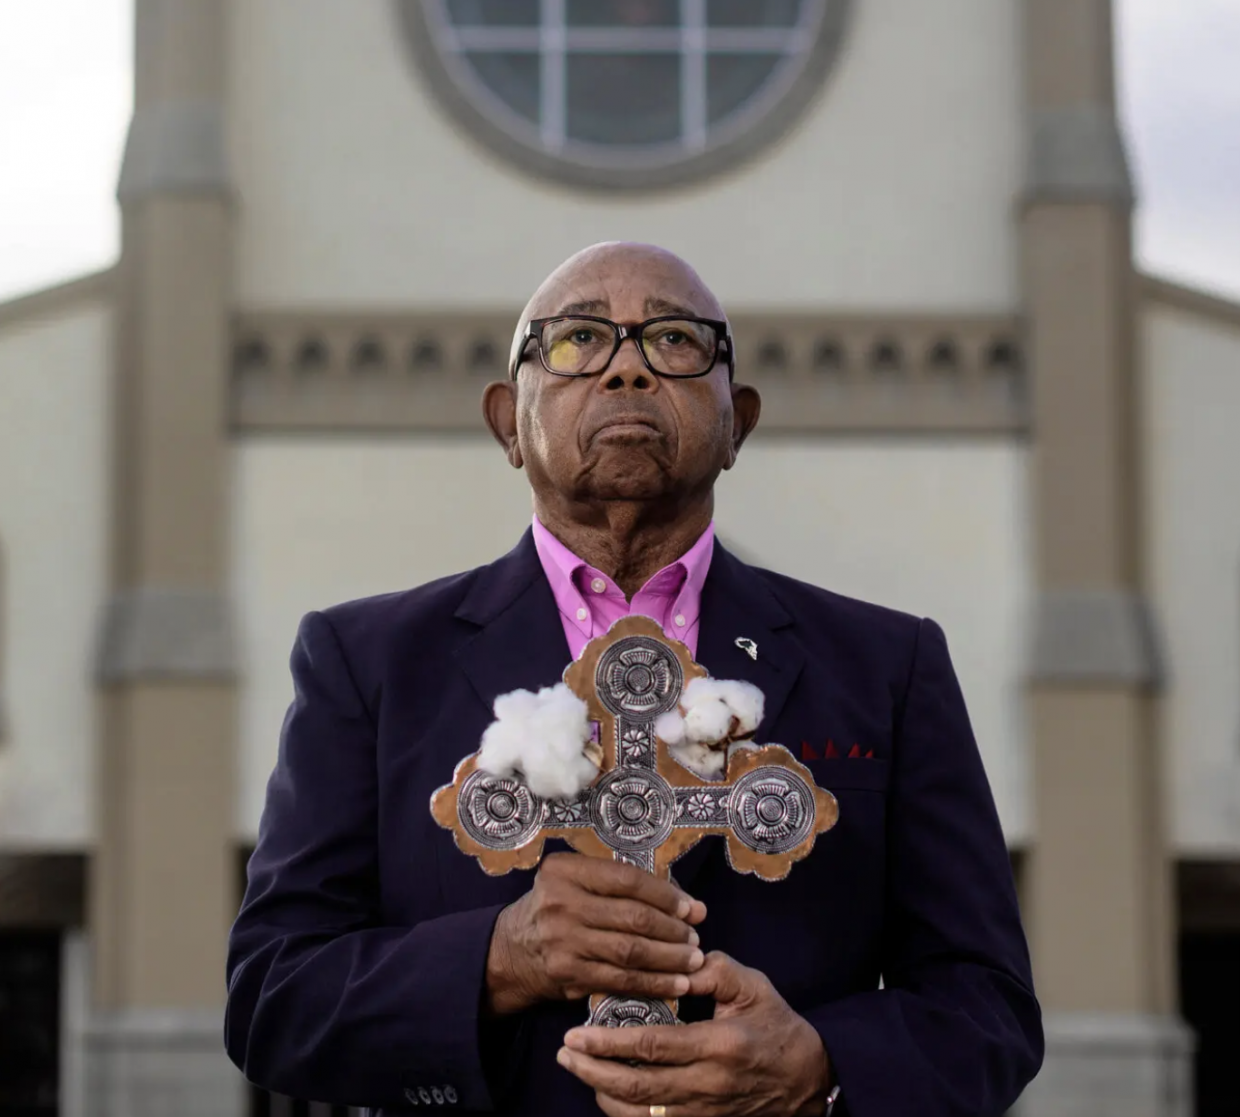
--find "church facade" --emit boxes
[0,1,1238,1114]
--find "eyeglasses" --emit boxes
[510,315,735,381]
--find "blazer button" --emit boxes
[432,1088,445,1105]
[444,1085,458,1104]
[403,1087,420,1106]
[418,1087,433,1105]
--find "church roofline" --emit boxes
[1141,273,1240,332]
[0,268,115,331]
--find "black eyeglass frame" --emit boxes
[509,314,735,382]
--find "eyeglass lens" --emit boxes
[541,318,717,376]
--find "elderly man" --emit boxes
[226,243,1043,1117]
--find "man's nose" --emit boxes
[600,336,658,392]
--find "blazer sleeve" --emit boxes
[803,618,1044,1117]
[225,610,511,1111]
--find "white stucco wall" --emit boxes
[0,301,110,849]
[1143,298,1240,855]
[234,437,1031,843]
[227,0,1022,313]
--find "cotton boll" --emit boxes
[683,695,733,744]
[477,683,598,800]
[716,680,764,737]
[669,741,727,781]
[654,709,687,746]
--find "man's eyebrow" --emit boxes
[551,297,608,316]
[644,295,702,318]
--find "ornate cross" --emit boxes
[431,615,838,1027]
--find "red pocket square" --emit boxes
[806,739,874,760]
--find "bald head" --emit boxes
[510,242,728,374]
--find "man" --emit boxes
[226,243,1043,1116]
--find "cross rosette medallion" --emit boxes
[431,615,839,1027]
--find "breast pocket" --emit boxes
[798,757,889,878]
[803,757,891,796]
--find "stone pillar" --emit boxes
[87,2,242,1114]
[1018,2,1194,1114]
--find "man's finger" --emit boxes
[563,1023,703,1065]
[684,951,763,1004]
[570,961,692,1001]
[593,1092,709,1117]
[555,1048,696,1106]
[581,931,705,975]
[567,857,706,922]
[577,896,701,945]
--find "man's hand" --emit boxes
[485,853,707,1015]
[556,951,831,1117]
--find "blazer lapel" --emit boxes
[695,544,805,743]
[454,530,573,716]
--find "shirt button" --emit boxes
[576,607,589,621]
[444,1085,459,1104]
[674,614,687,627]
[418,1088,433,1105]
[432,1088,445,1105]
[591,577,606,593]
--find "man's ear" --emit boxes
[482,381,524,469]
[724,383,761,470]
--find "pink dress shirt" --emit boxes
[531,517,715,660]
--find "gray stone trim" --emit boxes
[96,588,236,683]
[60,931,90,1117]
[117,101,231,203]
[393,0,854,192]
[1019,1012,1194,1117]
[82,1009,244,1117]
[231,310,1027,434]
[1028,588,1162,686]
[1026,105,1135,205]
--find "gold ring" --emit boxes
[650,1107,667,1117]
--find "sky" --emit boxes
[0,0,1237,305]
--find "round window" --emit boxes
[396,0,853,190]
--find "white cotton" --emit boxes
[654,709,687,746]
[668,740,727,781]
[660,677,766,781]
[683,695,734,744]
[477,683,598,801]
[680,677,765,744]
[715,679,764,736]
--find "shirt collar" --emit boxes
[531,515,715,624]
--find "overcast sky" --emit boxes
[0,0,1236,305]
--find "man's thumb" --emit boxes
[685,951,760,1005]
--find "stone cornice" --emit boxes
[230,311,1027,435]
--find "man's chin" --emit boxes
[578,467,673,503]
[577,449,674,502]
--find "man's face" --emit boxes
[506,246,750,509]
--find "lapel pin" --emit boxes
[734,637,758,661]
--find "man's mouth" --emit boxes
[589,414,663,441]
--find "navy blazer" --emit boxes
[226,531,1043,1116]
